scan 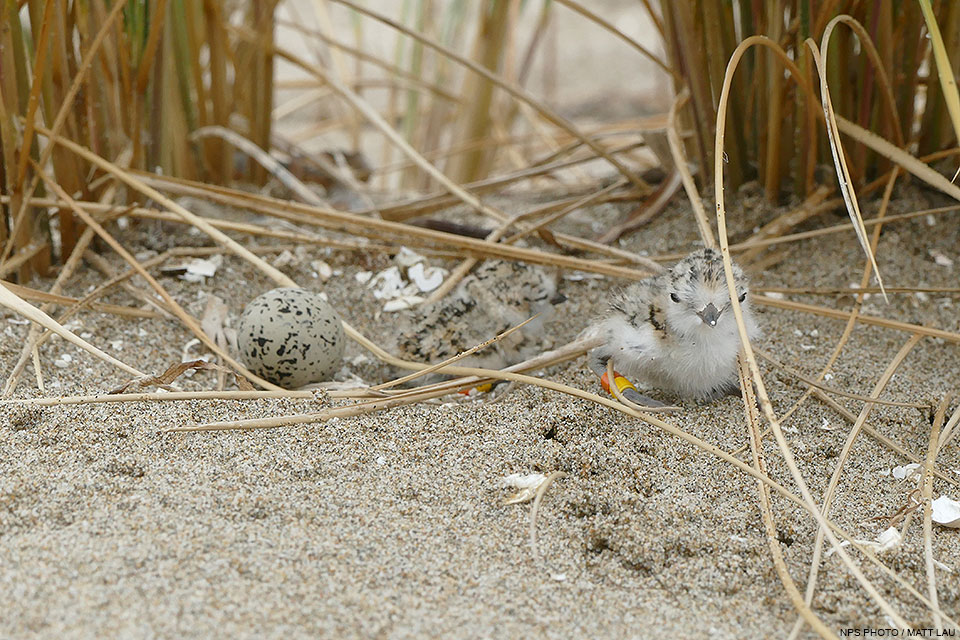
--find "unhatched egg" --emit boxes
[238,288,344,388]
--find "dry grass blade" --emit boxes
[596,172,680,244]
[108,359,253,395]
[667,89,714,248]
[0,281,159,319]
[918,0,960,179]
[827,16,905,147]
[3,390,312,406]
[0,282,143,379]
[30,346,43,394]
[753,295,960,344]
[755,285,960,296]
[0,244,48,280]
[835,116,960,202]
[737,359,837,639]
[714,36,909,632]
[371,315,539,391]
[939,403,960,453]
[920,393,952,630]
[805,27,886,299]
[528,470,567,568]
[190,125,326,206]
[798,334,923,626]
[679,203,957,258]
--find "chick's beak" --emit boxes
[699,303,719,327]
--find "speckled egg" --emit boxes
[238,288,344,388]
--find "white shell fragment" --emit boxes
[183,256,222,282]
[826,526,901,557]
[238,288,344,388]
[563,271,605,281]
[929,249,954,268]
[368,266,406,300]
[394,246,425,269]
[364,253,448,311]
[892,463,921,480]
[158,256,222,282]
[872,527,902,553]
[932,496,960,528]
[408,262,446,293]
[382,296,424,312]
[311,260,333,281]
[502,473,547,505]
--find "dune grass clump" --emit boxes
[0,0,275,280]
[662,0,960,201]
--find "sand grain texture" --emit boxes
[2,191,959,638]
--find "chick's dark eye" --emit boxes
[670,292,680,303]
[738,292,747,302]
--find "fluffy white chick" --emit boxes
[589,248,759,402]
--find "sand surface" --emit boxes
[2,185,959,638]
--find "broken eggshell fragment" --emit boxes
[238,288,344,388]
[932,495,960,528]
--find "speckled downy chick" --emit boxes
[589,248,759,402]
[396,260,563,370]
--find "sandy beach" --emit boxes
[2,184,958,638]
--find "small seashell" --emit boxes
[930,249,954,268]
[932,496,960,528]
[311,260,333,281]
[502,473,547,504]
[891,463,921,480]
[271,250,296,269]
[182,256,222,282]
[825,527,901,557]
[369,266,405,300]
[383,295,424,312]
[393,246,425,269]
[408,262,446,293]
